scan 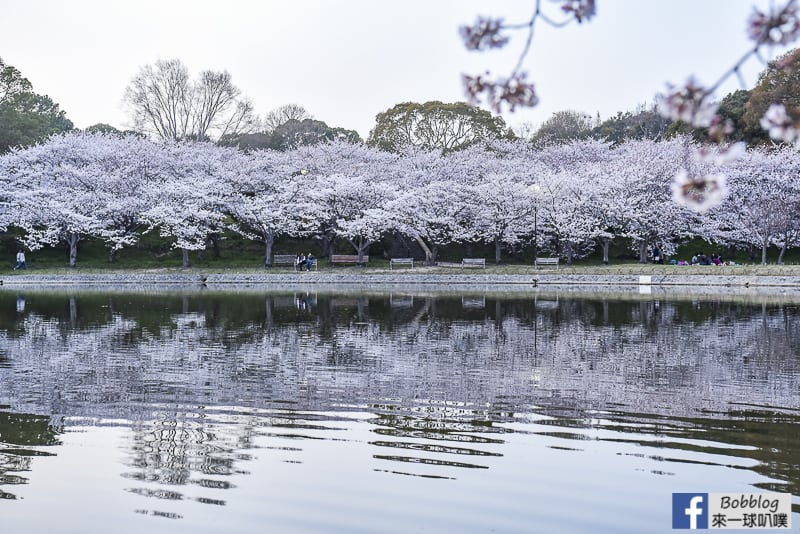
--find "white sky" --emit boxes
[0,0,794,139]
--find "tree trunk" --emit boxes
[726,243,737,261]
[318,232,335,258]
[68,232,79,268]
[494,236,501,265]
[108,248,117,263]
[208,233,221,258]
[761,236,768,265]
[412,235,434,265]
[348,237,371,265]
[638,241,648,263]
[566,243,574,266]
[264,229,275,267]
[778,243,787,265]
[182,248,190,268]
[601,237,611,265]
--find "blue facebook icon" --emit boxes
[672,493,708,529]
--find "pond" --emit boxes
[0,288,798,533]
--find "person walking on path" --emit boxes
[14,250,26,270]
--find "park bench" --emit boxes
[273,254,317,271]
[534,257,560,270]
[389,257,414,269]
[330,254,368,265]
[273,254,296,266]
[462,295,486,308]
[461,258,486,269]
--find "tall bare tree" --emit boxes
[124,58,258,141]
[262,103,312,133]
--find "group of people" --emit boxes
[654,245,737,266]
[670,252,736,266]
[295,253,316,271]
[690,252,722,265]
[651,244,664,264]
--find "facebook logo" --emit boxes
[672,493,708,529]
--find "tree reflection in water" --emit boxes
[0,289,798,521]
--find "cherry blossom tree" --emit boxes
[388,179,476,265]
[535,170,598,264]
[310,174,395,264]
[224,150,315,267]
[0,132,161,267]
[286,141,401,258]
[92,135,165,261]
[469,175,538,264]
[140,141,244,268]
[706,146,800,264]
[610,138,697,262]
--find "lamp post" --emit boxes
[529,184,541,264]
[534,205,538,264]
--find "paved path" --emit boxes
[2,272,799,299]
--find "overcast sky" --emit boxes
[1,0,794,139]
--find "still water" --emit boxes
[0,288,798,533]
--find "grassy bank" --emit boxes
[3,231,799,275]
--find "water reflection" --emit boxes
[0,289,798,531]
[0,410,61,499]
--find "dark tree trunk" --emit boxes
[207,233,221,258]
[748,245,758,262]
[182,248,190,268]
[412,235,434,265]
[67,232,80,268]
[348,237,372,265]
[601,237,611,265]
[638,241,648,263]
[318,232,335,258]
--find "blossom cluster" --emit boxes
[462,72,539,113]
[459,17,509,51]
[747,1,800,46]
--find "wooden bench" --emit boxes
[461,258,486,269]
[534,257,560,269]
[330,254,369,265]
[273,254,297,268]
[389,258,414,269]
